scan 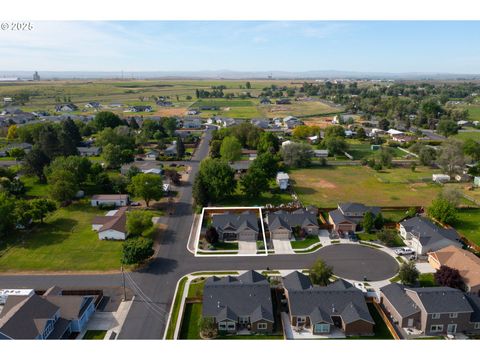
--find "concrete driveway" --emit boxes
[272,239,294,255]
[238,239,257,255]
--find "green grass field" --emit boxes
[418,273,436,287]
[454,209,480,246]
[217,181,292,207]
[453,131,480,142]
[291,165,442,207]
[0,201,123,271]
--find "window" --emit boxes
[314,323,330,334]
[257,323,267,330]
[297,316,306,324]
[449,313,458,319]
[238,316,249,324]
[431,313,441,319]
[475,323,480,330]
[227,323,235,330]
[430,324,444,333]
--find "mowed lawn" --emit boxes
[290,165,442,207]
[0,202,123,272]
[454,209,480,247]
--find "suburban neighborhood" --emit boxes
[1,18,480,353]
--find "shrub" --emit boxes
[122,237,154,265]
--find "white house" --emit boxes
[92,208,127,240]
[145,149,159,160]
[281,140,294,148]
[432,174,451,183]
[313,149,329,158]
[91,194,129,207]
[398,216,461,255]
[276,172,290,190]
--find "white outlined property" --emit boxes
[194,207,268,257]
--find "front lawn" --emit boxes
[188,279,205,298]
[179,303,203,340]
[290,235,320,249]
[165,276,188,339]
[83,330,107,340]
[0,201,123,272]
[418,273,436,287]
[454,209,480,247]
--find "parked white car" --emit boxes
[394,247,415,256]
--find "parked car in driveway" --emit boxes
[394,247,415,256]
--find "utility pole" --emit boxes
[121,265,127,301]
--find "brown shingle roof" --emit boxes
[92,194,128,201]
[98,207,127,233]
[428,245,480,290]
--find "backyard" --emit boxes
[454,208,480,247]
[290,165,442,207]
[0,201,124,271]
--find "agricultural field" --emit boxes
[0,201,124,272]
[290,165,442,207]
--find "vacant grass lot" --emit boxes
[0,201,123,272]
[453,131,480,142]
[217,181,292,207]
[454,209,480,246]
[263,100,342,118]
[291,165,442,207]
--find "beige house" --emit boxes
[428,245,480,295]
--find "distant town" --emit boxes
[1,74,480,340]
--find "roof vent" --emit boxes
[217,301,221,308]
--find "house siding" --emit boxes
[343,319,374,336]
[251,320,273,333]
[380,294,421,329]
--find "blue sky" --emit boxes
[0,21,479,73]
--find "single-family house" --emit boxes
[202,271,274,334]
[91,207,127,240]
[183,118,202,129]
[328,203,381,233]
[211,211,259,242]
[313,149,329,158]
[428,246,480,295]
[129,105,153,113]
[283,272,375,336]
[266,208,319,240]
[144,149,159,160]
[77,146,101,157]
[283,116,302,129]
[391,134,416,143]
[276,98,291,105]
[230,160,251,173]
[164,143,177,157]
[0,286,95,339]
[251,118,270,129]
[398,216,462,255]
[55,103,78,112]
[432,174,451,183]
[276,172,290,190]
[156,100,173,107]
[187,109,200,115]
[260,98,271,105]
[84,102,101,109]
[120,162,163,176]
[91,194,129,207]
[380,283,480,336]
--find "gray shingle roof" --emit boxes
[267,209,318,232]
[0,295,59,339]
[328,209,355,224]
[338,203,381,216]
[407,287,473,314]
[202,271,274,323]
[212,211,259,234]
[283,271,313,291]
[285,273,374,325]
[400,216,460,247]
[465,294,480,322]
[380,283,421,317]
